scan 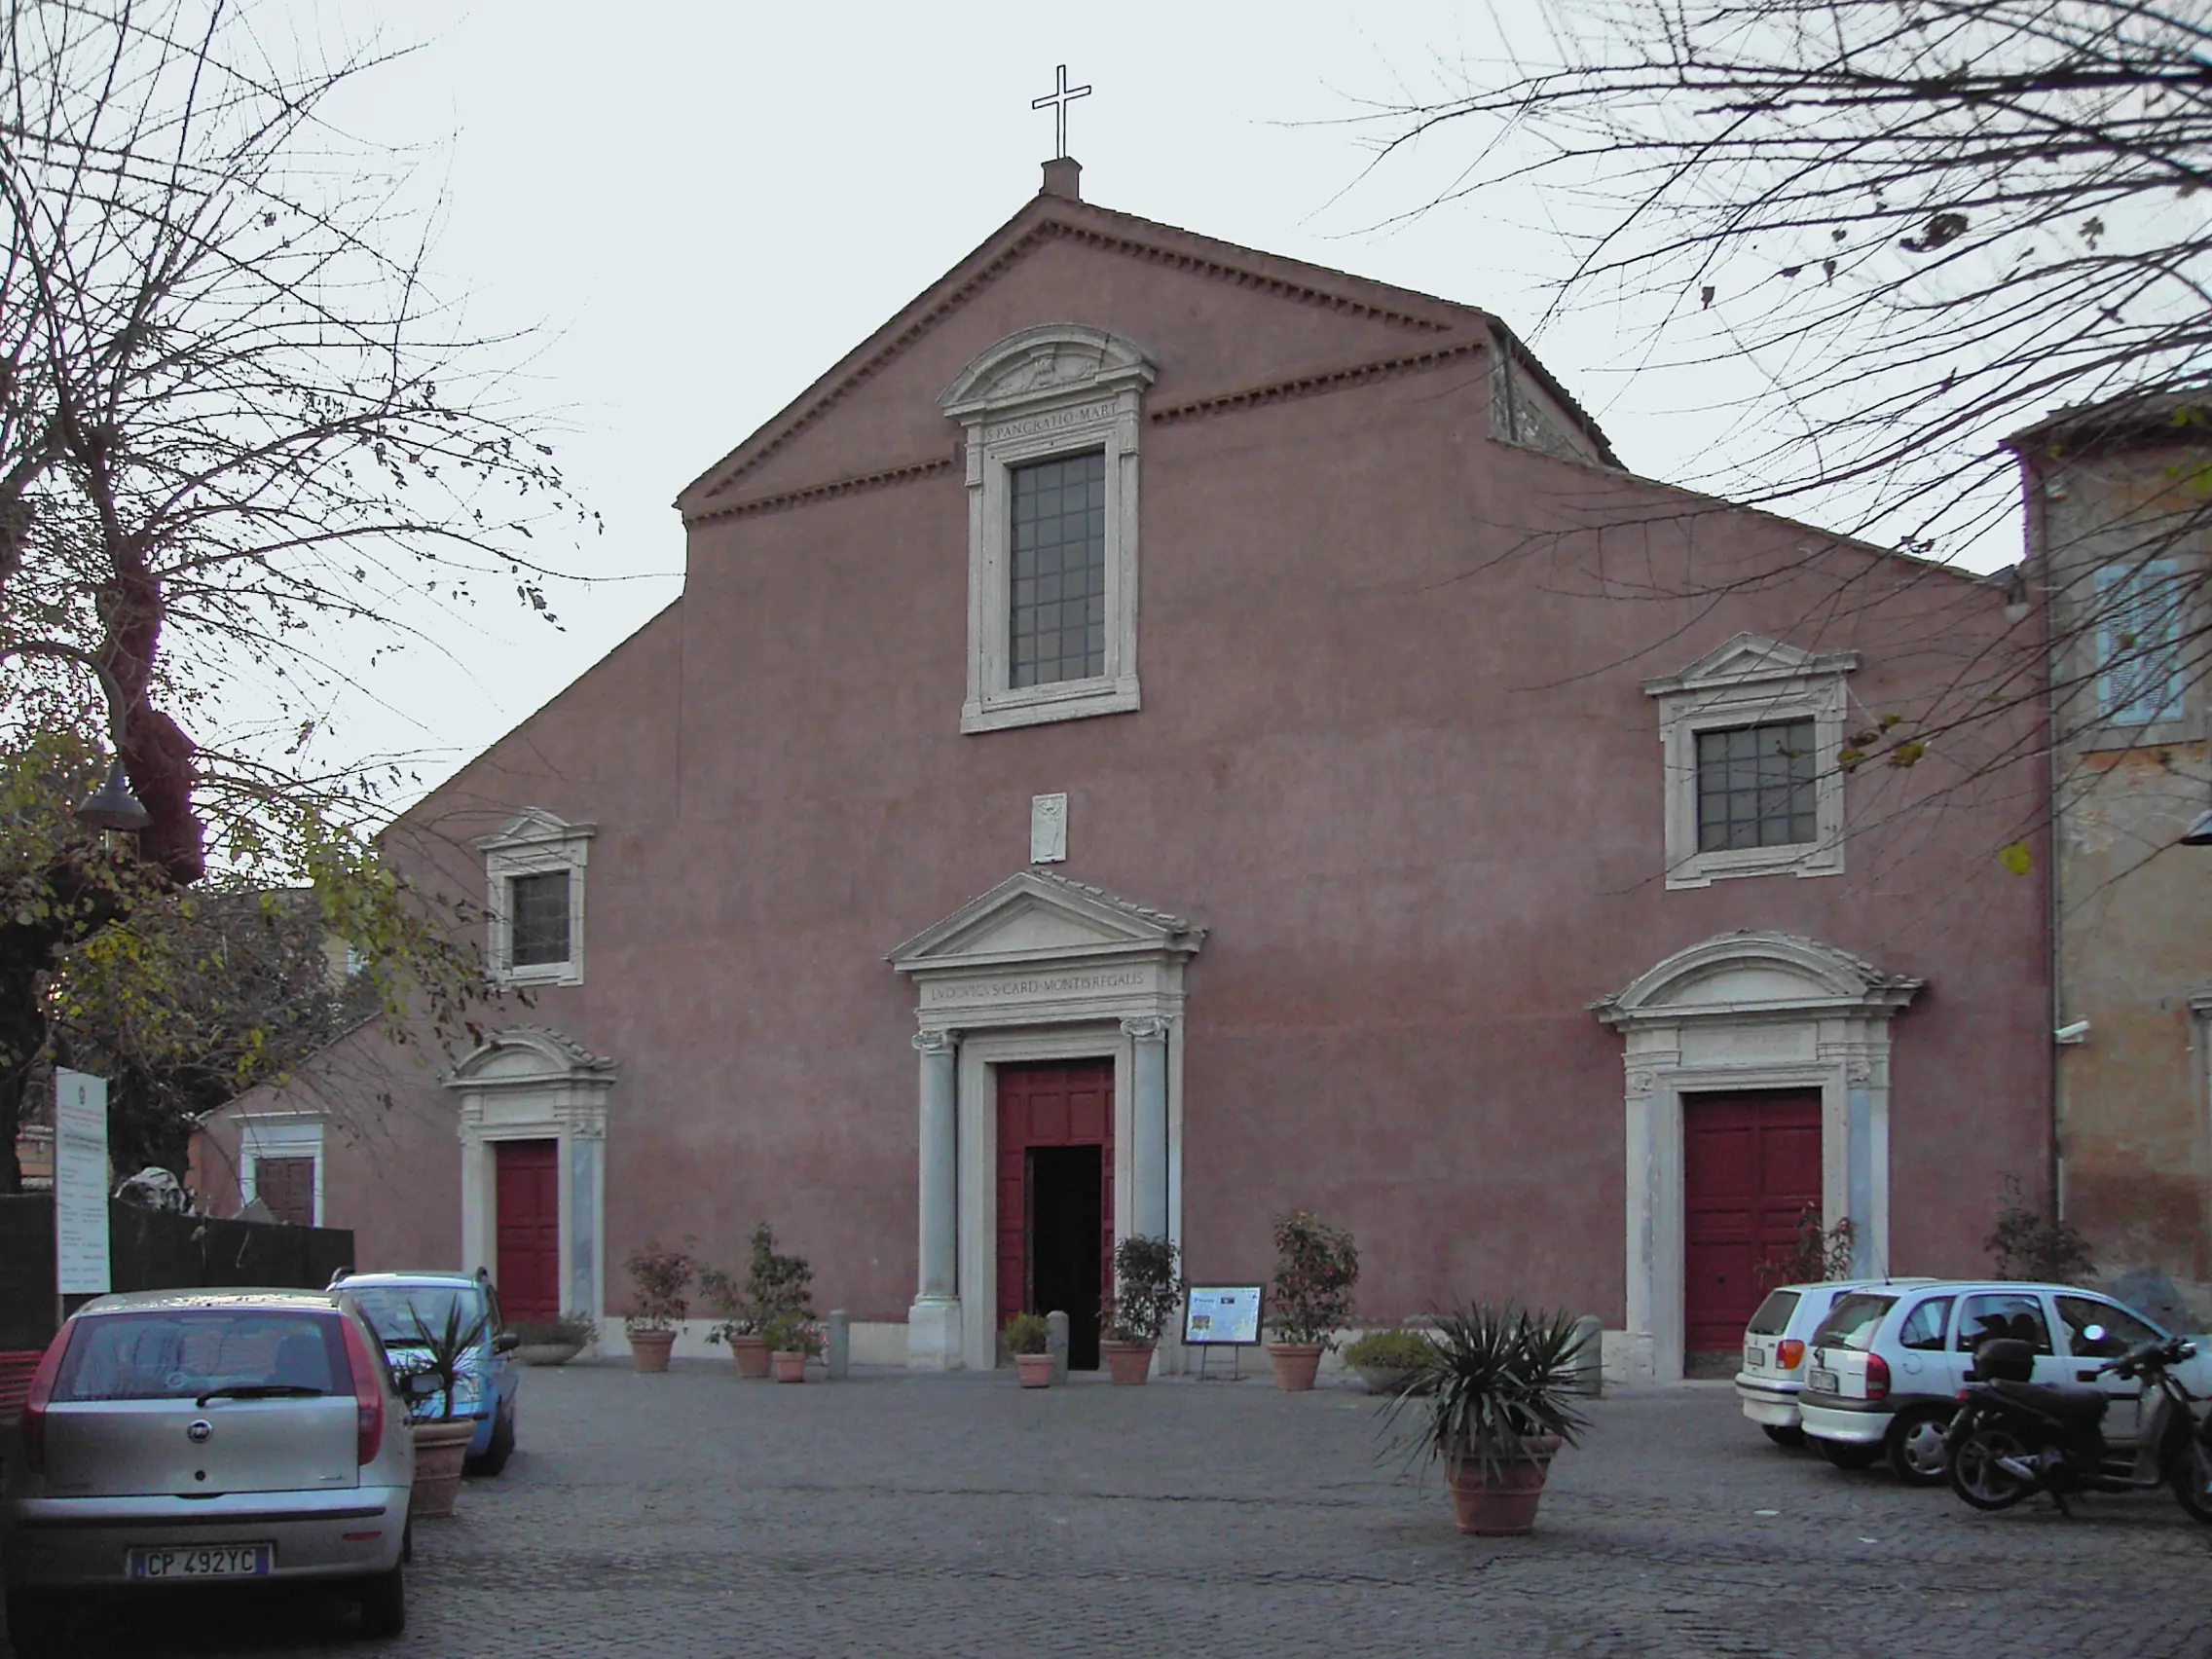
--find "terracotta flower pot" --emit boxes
[727,1335,771,1379]
[1267,1342,1325,1391]
[629,1329,676,1373]
[410,1419,476,1519]
[1014,1352,1054,1388]
[771,1348,808,1382]
[1443,1435,1562,1535]
[1101,1339,1155,1385]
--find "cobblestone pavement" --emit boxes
[20,1362,2212,1658]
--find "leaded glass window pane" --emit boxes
[1695,719,1817,852]
[509,869,571,967]
[1010,451,1107,687]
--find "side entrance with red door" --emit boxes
[996,1060,1114,1370]
[1683,1090,1824,1357]
[496,1139,561,1321]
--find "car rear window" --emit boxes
[1810,1292,1898,1352]
[53,1310,346,1402]
[350,1284,488,1347]
[1746,1290,1801,1337]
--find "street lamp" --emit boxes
[74,757,150,832]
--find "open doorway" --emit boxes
[1027,1145,1104,1370]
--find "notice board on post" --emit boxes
[1183,1284,1263,1346]
[54,1069,111,1296]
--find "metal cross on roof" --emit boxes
[1031,64,1091,160]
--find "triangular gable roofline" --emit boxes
[677,184,1616,518]
[887,870,1204,974]
[1640,632,1860,698]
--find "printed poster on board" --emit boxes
[55,1068,111,1295]
[1183,1284,1263,1346]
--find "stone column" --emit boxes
[1123,1017,1170,1238]
[908,1028,962,1370]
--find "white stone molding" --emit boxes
[445,1027,617,1330]
[477,808,596,987]
[891,870,1203,1372]
[237,1112,325,1227]
[1643,633,1860,890]
[939,324,1158,734]
[1593,931,1921,1382]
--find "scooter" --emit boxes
[1945,1329,2212,1522]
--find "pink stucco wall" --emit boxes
[249,190,2050,1333]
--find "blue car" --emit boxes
[332,1270,522,1474]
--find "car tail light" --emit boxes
[18,1322,74,1477]
[340,1314,384,1465]
[1864,1351,1891,1401]
[1778,1340,1805,1371]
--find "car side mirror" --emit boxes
[401,1371,441,1400]
[492,1332,520,1355]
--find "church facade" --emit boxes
[202,160,2051,1380]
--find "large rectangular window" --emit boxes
[508,869,571,968]
[2095,559,2187,725]
[1009,451,1106,688]
[1696,719,1817,852]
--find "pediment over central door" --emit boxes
[887,871,1204,975]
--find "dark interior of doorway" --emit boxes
[1027,1145,1103,1370]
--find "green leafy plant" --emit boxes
[1342,1328,1438,1371]
[761,1310,824,1357]
[1004,1311,1051,1356]
[623,1239,697,1335]
[1270,1210,1360,1346]
[698,1266,758,1346]
[1754,1203,1858,1290]
[1986,1174,2096,1283]
[1104,1235,1184,1344]
[397,1300,491,1423]
[1383,1303,1590,1479]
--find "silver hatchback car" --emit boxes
[2,1287,421,1654]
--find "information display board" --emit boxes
[55,1068,112,1295]
[1183,1284,1263,1346]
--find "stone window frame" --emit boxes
[1643,635,1859,890]
[238,1112,324,1228]
[477,810,595,987]
[940,324,1158,734]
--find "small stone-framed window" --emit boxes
[1644,634,1858,890]
[940,324,1157,734]
[2094,558,2188,726]
[478,809,594,986]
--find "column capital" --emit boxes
[1120,1015,1170,1042]
[911,1027,958,1054]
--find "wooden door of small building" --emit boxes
[495,1139,561,1321]
[996,1060,1114,1368]
[254,1157,315,1227]
[1683,1091,1823,1354]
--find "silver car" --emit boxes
[2,1287,423,1654]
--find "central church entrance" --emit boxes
[997,1060,1114,1369]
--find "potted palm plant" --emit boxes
[762,1310,823,1382]
[1384,1303,1590,1535]
[623,1239,697,1372]
[1267,1210,1359,1390]
[399,1300,489,1519]
[1005,1311,1053,1387]
[1100,1235,1183,1385]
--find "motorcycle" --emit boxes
[1945,1328,2212,1522]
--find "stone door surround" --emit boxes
[889,870,1204,1372]
[1594,931,1921,1382]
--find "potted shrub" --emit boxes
[623,1238,697,1372]
[1100,1235,1183,1385]
[1268,1210,1359,1390]
[1384,1303,1589,1536]
[1005,1311,1053,1387]
[510,1312,597,1367]
[1342,1327,1436,1395]
[399,1299,489,1519]
[762,1309,823,1382]
[700,1264,767,1378]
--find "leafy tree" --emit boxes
[0,2,590,1186]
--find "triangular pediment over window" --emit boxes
[888,871,1204,974]
[476,807,596,853]
[1641,633,1859,697]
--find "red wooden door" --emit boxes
[255,1157,314,1227]
[1683,1091,1824,1351]
[496,1139,561,1320]
[996,1061,1114,1349]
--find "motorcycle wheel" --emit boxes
[2169,1438,2212,1525]
[1949,1422,2035,1512]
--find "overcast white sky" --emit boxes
[295,1,2008,797]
